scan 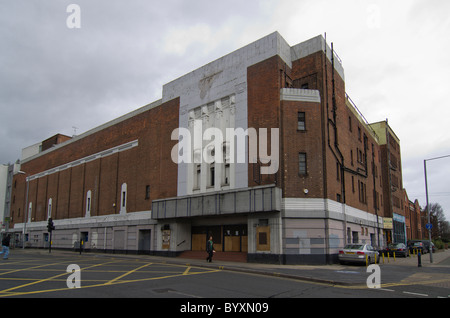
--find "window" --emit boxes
[352,176,355,193]
[47,198,52,219]
[223,163,230,185]
[209,164,215,187]
[85,190,92,217]
[222,142,230,186]
[299,153,307,175]
[297,112,306,131]
[193,164,201,190]
[145,185,150,200]
[358,181,367,204]
[120,183,127,214]
[28,202,32,223]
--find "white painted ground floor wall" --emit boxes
[10,198,387,264]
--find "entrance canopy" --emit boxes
[152,185,281,220]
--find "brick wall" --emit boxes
[280,99,324,198]
[10,98,179,227]
[247,55,287,187]
[244,49,384,219]
[288,49,383,217]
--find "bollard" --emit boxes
[382,252,385,264]
[418,250,422,267]
[393,252,396,261]
[387,252,390,263]
[365,254,368,267]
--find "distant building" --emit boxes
[9,32,419,264]
[403,189,423,240]
[370,120,406,244]
[0,164,8,231]
[1,162,20,232]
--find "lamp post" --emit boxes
[17,171,29,249]
[424,154,450,264]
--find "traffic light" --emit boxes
[47,218,55,232]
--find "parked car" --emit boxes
[386,243,409,257]
[338,244,379,265]
[374,245,387,256]
[421,240,436,253]
[407,240,428,254]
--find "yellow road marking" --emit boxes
[0,260,72,276]
[0,266,221,297]
[106,262,153,285]
[0,254,223,298]
[0,259,124,295]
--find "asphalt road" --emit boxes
[0,249,449,306]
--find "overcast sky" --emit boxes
[1,0,449,221]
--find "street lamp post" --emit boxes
[424,154,450,264]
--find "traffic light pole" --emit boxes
[49,231,52,253]
[424,154,450,264]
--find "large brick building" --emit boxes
[9,32,407,264]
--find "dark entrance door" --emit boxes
[138,230,152,254]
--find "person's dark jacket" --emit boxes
[206,240,214,253]
[2,236,10,247]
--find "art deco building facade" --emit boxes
[9,32,408,264]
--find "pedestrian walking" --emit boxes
[206,236,215,263]
[0,234,11,260]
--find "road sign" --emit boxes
[426,223,433,230]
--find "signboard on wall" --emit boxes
[162,229,171,249]
[256,226,270,251]
[383,218,393,229]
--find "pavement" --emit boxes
[14,247,450,288]
[177,249,450,287]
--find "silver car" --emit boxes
[338,244,379,265]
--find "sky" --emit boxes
[1,0,449,221]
